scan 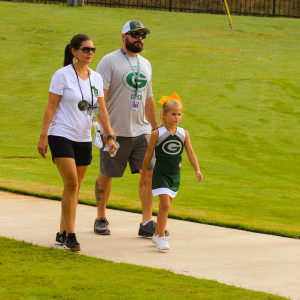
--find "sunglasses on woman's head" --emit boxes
[127,32,147,39]
[79,47,96,54]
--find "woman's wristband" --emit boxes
[152,127,159,132]
[107,135,115,141]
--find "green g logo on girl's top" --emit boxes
[162,140,182,155]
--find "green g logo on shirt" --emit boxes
[162,140,182,155]
[122,68,148,91]
[91,86,98,96]
[127,72,147,89]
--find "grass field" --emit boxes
[0,236,288,299]
[0,1,299,240]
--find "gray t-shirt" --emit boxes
[96,49,153,137]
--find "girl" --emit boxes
[38,34,116,251]
[140,93,203,251]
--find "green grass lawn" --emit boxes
[0,2,299,239]
[0,236,288,299]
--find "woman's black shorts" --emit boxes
[48,135,92,166]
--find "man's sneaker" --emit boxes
[55,230,66,245]
[152,234,159,245]
[94,218,111,235]
[138,220,169,237]
[156,236,170,251]
[63,233,80,252]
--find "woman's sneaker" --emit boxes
[55,231,66,245]
[63,233,81,252]
[156,236,170,251]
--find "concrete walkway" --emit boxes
[0,190,300,299]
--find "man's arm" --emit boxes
[145,96,158,130]
[103,89,108,110]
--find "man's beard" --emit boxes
[125,36,143,53]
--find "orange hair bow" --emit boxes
[158,92,184,108]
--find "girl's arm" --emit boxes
[140,129,159,189]
[38,92,61,158]
[184,130,203,182]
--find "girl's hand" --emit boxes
[38,136,48,158]
[196,170,203,182]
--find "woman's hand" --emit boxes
[38,135,48,158]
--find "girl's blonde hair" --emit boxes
[160,100,182,127]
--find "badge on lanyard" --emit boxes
[132,100,139,111]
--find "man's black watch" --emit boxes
[107,135,115,141]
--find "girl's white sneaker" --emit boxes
[152,234,159,244]
[156,236,170,251]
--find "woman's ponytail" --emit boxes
[64,44,73,66]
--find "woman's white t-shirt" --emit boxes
[48,64,104,142]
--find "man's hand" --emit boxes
[103,129,116,144]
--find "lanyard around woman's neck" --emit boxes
[120,48,140,93]
[72,63,94,107]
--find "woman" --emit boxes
[38,34,116,251]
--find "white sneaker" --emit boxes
[152,234,159,244]
[156,236,170,251]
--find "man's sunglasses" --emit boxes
[126,32,147,39]
[79,47,96,54]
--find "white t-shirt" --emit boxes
[96,49,153,137]
[48,64,104,142]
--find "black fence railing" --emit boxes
[3,0,299,17]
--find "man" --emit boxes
[94,20,169,237]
